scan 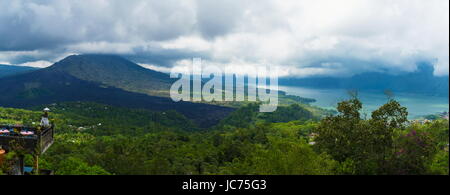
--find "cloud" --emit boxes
[19,60,53,68]
[0,0,448,77]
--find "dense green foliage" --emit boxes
[1,99,448,175]
[217,103,316,129]
[31,102,198,135]
[315,98,448,175]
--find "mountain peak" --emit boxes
[48,54,167,77]
[63,54,128,61]
[51,54,138,69]
[45,54,173,97]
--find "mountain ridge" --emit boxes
[280,63,449,97]
[0,64,38,78]
[48,54,174,97]
[0,55,233,127]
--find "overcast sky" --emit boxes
[0,0,448,77]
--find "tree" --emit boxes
[315,97,409,174]
[428,150,449,175]
[369,99,408,173]
[315,98,368,171]
[388,130,436,175]
[54,157,111,175]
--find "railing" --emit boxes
[0,125,54,154]
[40,127,54,154]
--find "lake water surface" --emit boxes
[279,86,449,119]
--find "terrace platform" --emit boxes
[0,125,54,154]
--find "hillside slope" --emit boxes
[48,54,174,97]
[0,57,233,127]
[0,64,38,78]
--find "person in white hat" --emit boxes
[40,108,51,128]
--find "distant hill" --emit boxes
[0,64,38,78]
[0,55,233,127]
[48,54,174,97]
[280,64,449,97]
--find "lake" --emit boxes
[279,86,449,119]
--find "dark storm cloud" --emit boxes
[0,0,199,50]
[195,0,247,39]
[125,46,210,67]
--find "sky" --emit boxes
[0,0,448,78]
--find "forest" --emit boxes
[0,98,448,175]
